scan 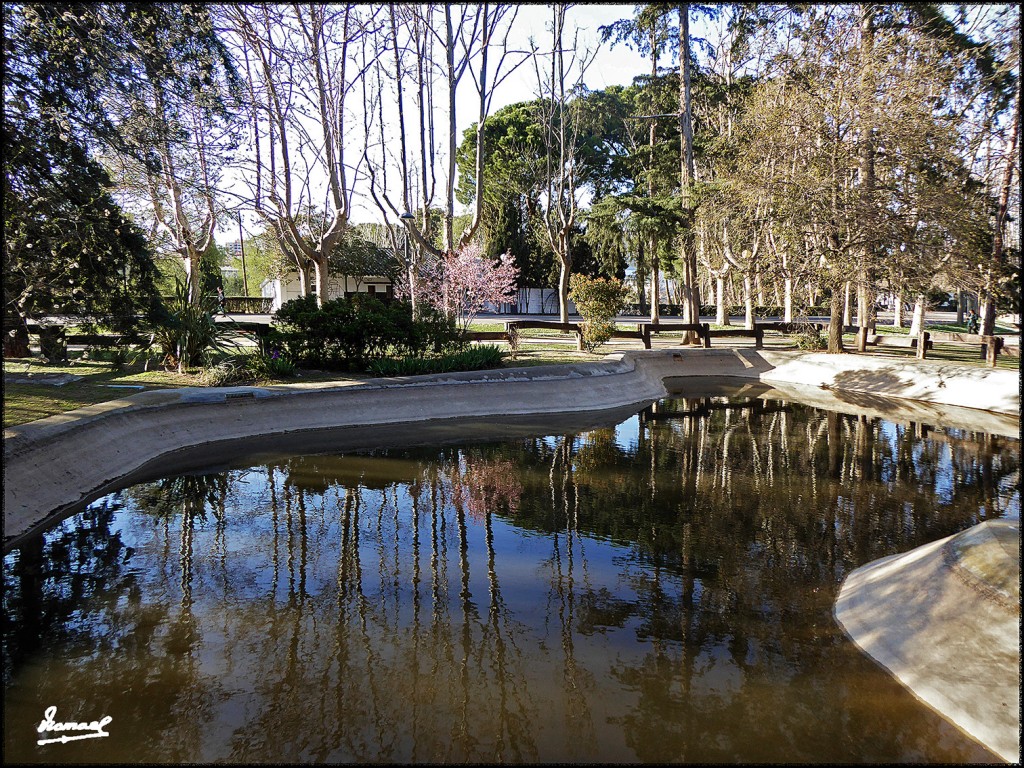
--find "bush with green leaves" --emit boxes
[794,325,828,351]
[197,349,296,386]
[271,294,464,371]
[568,274,629,352]
[369,344,505,377]
[151,280,239,372]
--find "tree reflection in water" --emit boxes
[3,395,1017,763]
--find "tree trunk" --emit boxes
[843,281,852,327]
[678,3,701,342]
[827,288,845,354]
[650,240,661,325]
[4,317,31,358]
[783,277,793,323]
[313,258,330,307]
[558,257,571,324]
[893,291,904,328]
[716,274,728,326]
[982,85,1019,335]
[744,275,754,329]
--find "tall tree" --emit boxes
[366,3,525,315]
[533,4,598,322]
[601,5,680,324]
[106,4,242,306]
[228,4,374,307]
[2,4,216,353]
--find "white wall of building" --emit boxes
[261,274,393,312]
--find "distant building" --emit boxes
[261,273,394,312]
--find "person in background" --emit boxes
[966,308,979,335]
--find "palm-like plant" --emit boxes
[151,280,239,373]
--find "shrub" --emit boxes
[243,348,296,380]
[195,349,296,386]
[794,325,828,351]
[369,344,504,377]
[569,274,628,352]
[87,346,134,371]
[272,294,465,371]
[151,280,239,372]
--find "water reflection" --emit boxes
[3,394,1018,763]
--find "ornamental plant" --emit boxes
[397,243,519,331]
[568,274,629,352]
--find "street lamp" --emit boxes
[236,211,250,298]
[400,212,415,314]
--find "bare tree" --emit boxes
[533,4,597,323]
[365,2,526,310]
[227,4,378,307]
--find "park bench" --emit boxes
[707,326,765,348]
[223,296,273,314]
[640,322,711,348]
[505,319,585,349]
[862,331,933,359]
[502,320,649,351]
[925,330,1017,366]
[859,327,1014,367]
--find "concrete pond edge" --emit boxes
[5,347,1019,546]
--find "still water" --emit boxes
[3,390,1019,763]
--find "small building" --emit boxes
[261,273,394,312]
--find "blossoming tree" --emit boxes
[397,243,519,331]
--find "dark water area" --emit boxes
[3,390,1019,763]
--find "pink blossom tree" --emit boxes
[396,243,519,331]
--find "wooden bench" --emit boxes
[864,332,933,359]
[465,330,508,342]
[926,331,1016,366]
[506,320,585,349]
[503,320,650,351]
[640,322,711,348]
[707,326,765,348]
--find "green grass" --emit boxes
[3,359,190,428]
[926,322,1018,335]
[2,344,607,427]
[466,320,507,333]
[836,334,1019,371]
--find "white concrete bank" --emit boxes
[835,519,1021,763]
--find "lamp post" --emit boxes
[236,211,250,298]
[400,211,416,315]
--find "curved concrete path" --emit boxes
[4,347,1020,760]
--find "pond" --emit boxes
[3,385,1019,763]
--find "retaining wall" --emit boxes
[4,348,1019,549]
